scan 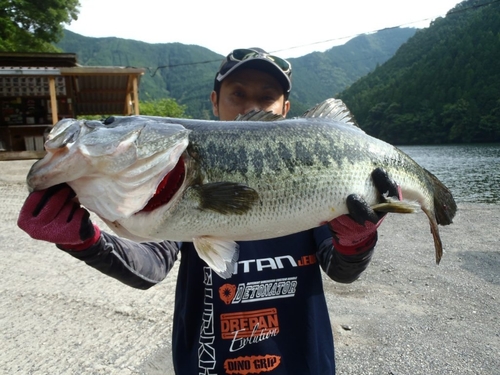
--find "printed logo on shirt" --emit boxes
[297,254,317,266]
[199,267,217,374]
[224,355,281,375]
[221,308,280,352]
[219,283,237,305]
[234,254,316,275]
[219,277,297,305]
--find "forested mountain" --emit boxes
[338,0,500,144]
[54,1,500,143]
[57,32,221,118]
[56,28,416,119]
[288,27,417,115]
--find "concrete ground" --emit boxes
[1,160,498,375]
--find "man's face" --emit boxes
[211,68,290,121]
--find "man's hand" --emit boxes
[18,184,100,251]
[329,168,401,255]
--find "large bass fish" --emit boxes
[26,99,457,278]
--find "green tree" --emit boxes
[478,99,500,142]
[442,99,475,143]
[339,0,500,144]
[140,98,189,118]
[0,0,80,52]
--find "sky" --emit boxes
[66,0,463,58]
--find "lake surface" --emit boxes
[398,143,500,204]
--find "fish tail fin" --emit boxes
[420,169,457,264]
[425,168,457,226]
[193,237,240,279]
[421,206,443,264]
[374,193,447,265]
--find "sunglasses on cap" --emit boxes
[216,48,292,81]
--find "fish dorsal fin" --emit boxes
[301,98,358,127]
[234,110,285,122]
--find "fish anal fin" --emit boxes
[193,237,240,279]
[190,182,259,215]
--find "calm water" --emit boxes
[398,144,500,204]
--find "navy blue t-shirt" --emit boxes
[173,226,335,375]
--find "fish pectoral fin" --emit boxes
[193,237,240,279]
[370,197,420,214]
[190,182,259,214]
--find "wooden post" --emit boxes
[125,91,132,115]
[132,75,139,115]
[48,76,58,124]
[124,74,132,115]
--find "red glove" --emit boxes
[329,168,402,255]
[18,184,101,251]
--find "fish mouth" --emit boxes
[139,157,186,213]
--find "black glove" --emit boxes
[328,168,401,255]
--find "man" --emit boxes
[18,48,400,374]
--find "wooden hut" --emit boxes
[0,52,145,160]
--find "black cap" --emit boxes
[214,48,292,94]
